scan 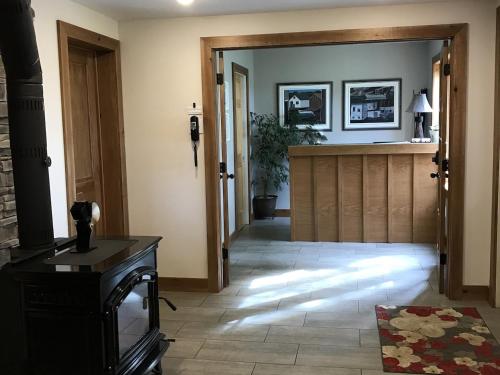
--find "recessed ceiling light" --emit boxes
[177,0,194,5]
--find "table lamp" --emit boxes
[406,92,433,140]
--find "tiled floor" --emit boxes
[159,218,499,374]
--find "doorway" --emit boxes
[201,25,468,298]
[58,21,129,236]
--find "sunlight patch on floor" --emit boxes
[249,269,339,289]
[236,255,429,309]
[349,255,421,272]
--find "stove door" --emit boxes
[104,267,161,374]
[117,279,152,358]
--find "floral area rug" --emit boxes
[376,305,500,375]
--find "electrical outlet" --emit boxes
[187,107,203,116]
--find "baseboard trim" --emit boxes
[275,209,291,217]
[158,277,209,292]
[462,285,489,300]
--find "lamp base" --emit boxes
[414,115,424,139]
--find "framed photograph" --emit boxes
[277,82,332,131]
[342,79,401,130]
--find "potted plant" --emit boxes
[251,112,326,219]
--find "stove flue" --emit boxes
[0,0,54,251]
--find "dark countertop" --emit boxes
[0,236,162,275]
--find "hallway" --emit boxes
[159,219,499,374]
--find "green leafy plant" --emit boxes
[251,111,327,197]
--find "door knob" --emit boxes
[227,173,235,179]
[430,172,440,179]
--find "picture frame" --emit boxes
[277,82,333,131]
[342,78,402,131]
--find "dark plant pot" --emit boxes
[253,195,278,219]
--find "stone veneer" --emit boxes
[0,57,18,249]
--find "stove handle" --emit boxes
[159,296,177,311]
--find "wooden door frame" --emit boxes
[490,6,500,307]
[231,62,252,231]
[201,24,468,295]
[57,21,129,236]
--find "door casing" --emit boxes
[201,24,468,296]
[58,21,129,236]
[490,6,500,307]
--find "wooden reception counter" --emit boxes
[289,143,438,243]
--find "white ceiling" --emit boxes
[72,0,442,21]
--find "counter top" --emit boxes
[289,143,438,157]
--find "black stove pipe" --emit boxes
[0,0,54,250]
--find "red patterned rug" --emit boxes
[376,305,500,375]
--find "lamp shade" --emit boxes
[406,93,433,113]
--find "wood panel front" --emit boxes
[391,155,414,243]
[290,157,314,241]
[341,156,363,242]
[290,144,437,243]
[314,156,338,241]
[365,155,388,242]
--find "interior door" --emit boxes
[232,64,250,232]
[434,41,451,294]
[217,51,231,287]
[68,45,105,234]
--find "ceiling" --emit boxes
[72,0,442,21]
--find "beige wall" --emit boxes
[119,0,496,284]
[31,0,119,238]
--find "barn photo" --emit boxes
[343,78,401,130]
[277,82,332,130]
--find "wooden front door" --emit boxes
[217,52,231,287]
[232,63,250,232]
[68,46,105,234]
[435,41,451,294]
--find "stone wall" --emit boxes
[0,57,18,249]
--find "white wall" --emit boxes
[31,0,119,237]
[252,42,432,209]
[119,0,497,285]
[223,51,255,236]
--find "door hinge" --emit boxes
[216,73,224,85]
[442,159,449,172]
[440,253,447,265]
[443,63,451,77]
[220,161,227,174]
[222,247,229,260]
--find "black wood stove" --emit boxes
[0,1,170,374]
[1,237,169,375]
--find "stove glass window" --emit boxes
[117,281,151,358]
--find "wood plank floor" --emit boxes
[157,218,497,375]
